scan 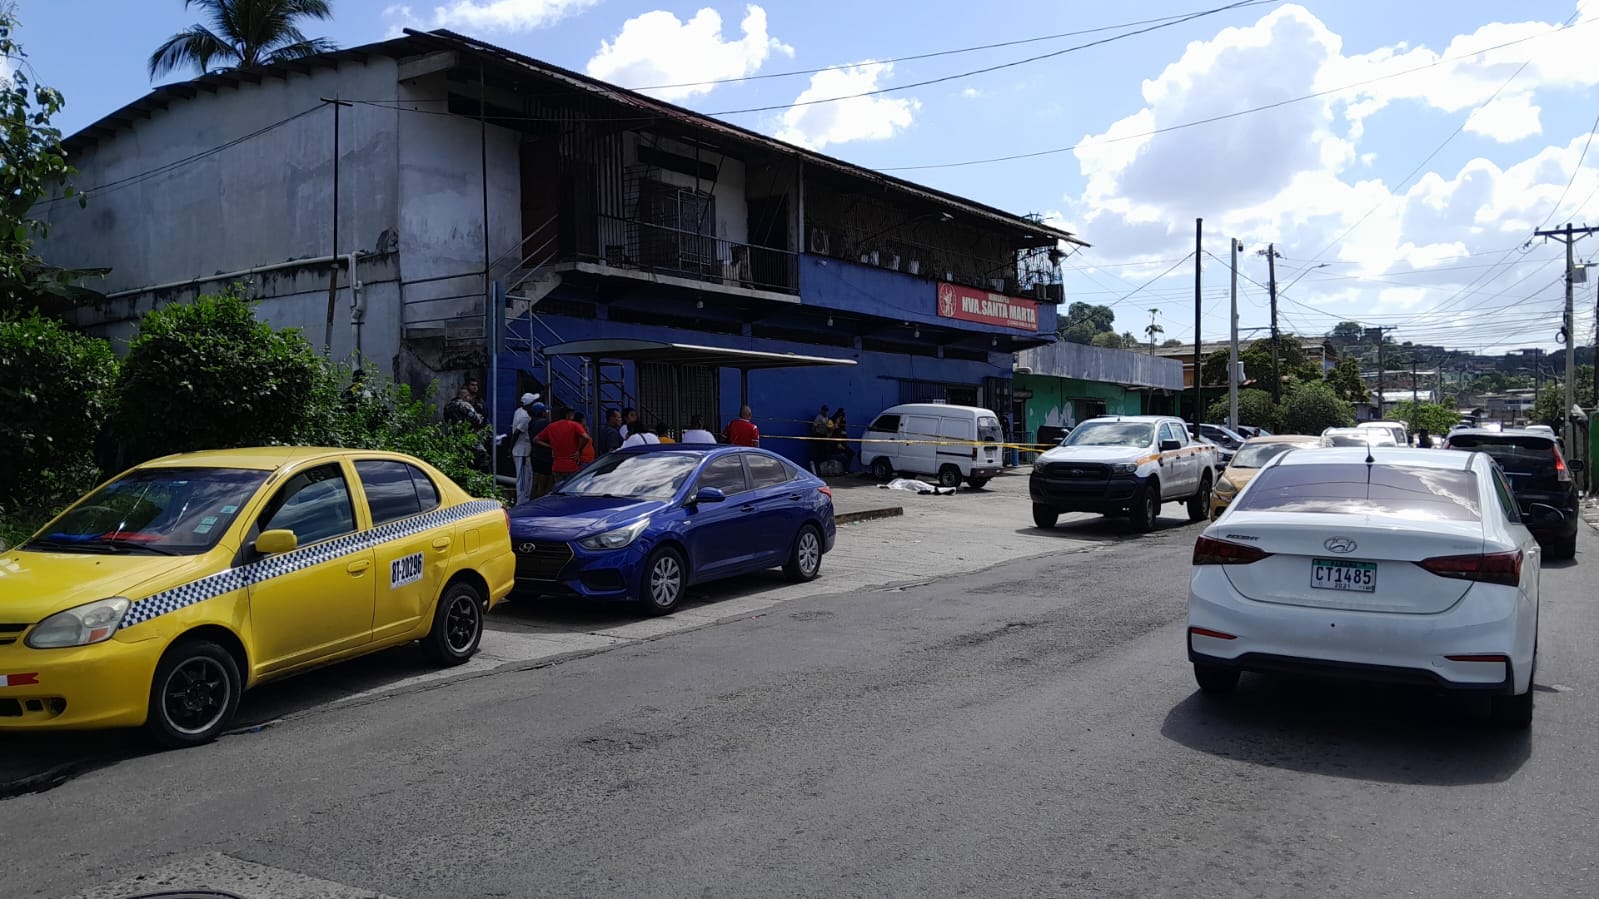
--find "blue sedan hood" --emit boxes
[509,494,674,541]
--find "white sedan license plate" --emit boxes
[1311,558,1377,593]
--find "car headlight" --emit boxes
[1109,462,1138,476]
[577,518,650,551]
[25,597,131,649]
[1214,478,1239,496]
[1033,460,1047,473]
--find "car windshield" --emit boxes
[555,452,702,499]
[1062,421,1154,448]
[977,415,1004,443]
[1323,430,1394,447]
[1232,462,1481,521]
[1229,442,1304,469]
[27,467,268,555]
[1202,427,1242,449]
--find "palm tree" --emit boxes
[1144,308,1164,355]
[149,0,337,80]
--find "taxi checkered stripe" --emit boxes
[120,499,504,630]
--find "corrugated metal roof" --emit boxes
[63,30,1084,249]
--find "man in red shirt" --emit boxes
[534,408,592,483]
[724,405,760,446]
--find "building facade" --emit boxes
[1014,341,1185,442]
[37,30,1084,471]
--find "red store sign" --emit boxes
[935,282,1039,332]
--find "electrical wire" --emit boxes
[627,1,1280,93]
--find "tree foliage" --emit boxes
[1385,401,1458,436]
[149,0,338,79]
[111,287,325,463]
[1325,354,1369,403]
[0,10,106,315]
[0,313,118,547]
[1528,373,1596,429]
[1204,388,1282,433]
[1059,302,1117,345]
[1281,381,1354,435]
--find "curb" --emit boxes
[835,506,904,525]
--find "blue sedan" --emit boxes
[508,445,837,614]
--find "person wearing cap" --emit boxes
[510,392,541,505]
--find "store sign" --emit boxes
[936,282,1039,332]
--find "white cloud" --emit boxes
[1464,92,1543,142]
[960,87,984,99]
[775,63,919,150]
[383,0,596,35]
[585,6,793,101]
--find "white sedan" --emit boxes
[1187,447,1540,728]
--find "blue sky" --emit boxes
[16,0,1599,354]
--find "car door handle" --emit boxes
[787,493,802,501]
[740,504,755,512]
[347,560,372,575]
[432,537,452,551]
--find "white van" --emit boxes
[863,403,1005,489]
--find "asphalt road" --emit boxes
[8,514,1599,899]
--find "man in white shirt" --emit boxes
[619,407,638,440]
[622,429,661,448]
[510,392,540,504]
[680,414,718,445]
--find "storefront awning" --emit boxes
[539,339,858,371]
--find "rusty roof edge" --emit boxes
[408,28,1088,248]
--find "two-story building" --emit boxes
[36,28,1084,470]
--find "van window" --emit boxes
[938,418,972,441]
[976,415,1003,443]
[869,414,901,434]
[905,416,940,440]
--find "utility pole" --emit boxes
[1259,245,1282,403]
[1193,217,1203,423]
[1533,222,1597,452]
[1229,237,1241,430]
[1411,355,1419,408]
[320,96,352,357]
[1367,325,1397,419]
[1534,348,1542,410]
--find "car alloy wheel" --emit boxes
[647,549,684,612]
[161,656,231,737]
[444,592,481,654]
[785,525,824,582]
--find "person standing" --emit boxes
[445,387,489,470]
[681,415,718,444]
[510,393,539,505]
[619,407,639,441]
[598,408,624,455]
[527,402,552,498]
[622,428,661,447]
[534,408,591,486]
[724,405,760,447]
[810,404,832,470]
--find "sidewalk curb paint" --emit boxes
[835,507,904,525]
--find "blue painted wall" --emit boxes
[798,255,1059,335]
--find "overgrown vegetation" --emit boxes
[0,288,501,549]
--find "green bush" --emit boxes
[296,366,500,500]
[111,286,325,464]
[1384,401,1459,436]
[1281,381,1354,435]
[0,312,118,542]
[1205,388,1282,433]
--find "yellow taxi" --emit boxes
[0,448,513,747]
[1209,434,1323,520]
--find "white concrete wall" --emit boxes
[38,60,402,292]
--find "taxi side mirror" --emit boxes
[255,529,299,555]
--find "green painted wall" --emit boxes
[1016,373,1140,436]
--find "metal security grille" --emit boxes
[898,380,948,405]
[637,362,720,436]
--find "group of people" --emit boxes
[508,393,594,504]
[810,404,854,473]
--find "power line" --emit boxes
[703,0,1271,117]
[627,1,1280,92]
[877,17,1595,172]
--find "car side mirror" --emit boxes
[690,487,727,506]
[255,529,299,555]
[1569,459,1586,473]
[1159,439,1182,452]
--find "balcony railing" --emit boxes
[578,214,799,295]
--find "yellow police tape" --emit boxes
[760,433,1053,452]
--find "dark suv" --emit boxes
[1444,428,1585,560]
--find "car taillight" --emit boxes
[1192,535,1270,565]
[817,486,833,499]
[971,446,978,460]
[1554,452,1571,482]
[1417,550,1522,587]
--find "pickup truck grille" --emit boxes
[1039,462,1111,479]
